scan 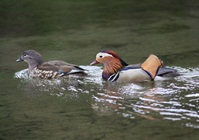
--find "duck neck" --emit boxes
[28,60,40,72]
[102,59,124,80]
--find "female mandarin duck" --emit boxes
[90,50,178,82]
[16,50,87,79]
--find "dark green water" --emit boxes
[0,0,199,139]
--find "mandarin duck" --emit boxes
[90,50,179,82]
[16,50,87,79]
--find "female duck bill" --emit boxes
[16,55,24,62]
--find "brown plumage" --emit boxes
[16,50,87,79]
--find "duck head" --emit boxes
[16,50,44,70]
[90,50,128,80]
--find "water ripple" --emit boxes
[15,66,199,129]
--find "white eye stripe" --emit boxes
[97,52,113,58]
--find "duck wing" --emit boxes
[127,64,180,77]
[56,65,87,76]
[157,67,180,77]
[39,61,87,77]
[44,60,87,75]
[46,60,76,67]
[38,63,59,71]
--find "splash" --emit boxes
[15,66,199,128]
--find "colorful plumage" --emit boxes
[90,50,178,82]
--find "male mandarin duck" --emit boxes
[16,50,87,79]
[90,50,179,82]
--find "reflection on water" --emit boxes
[15,65,199,129]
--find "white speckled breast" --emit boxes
[29,67,58,79]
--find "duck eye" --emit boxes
[99,55,103,58]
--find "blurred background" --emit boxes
[0,0,198,69]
